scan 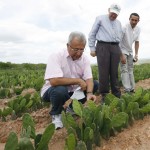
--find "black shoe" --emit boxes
[130,89,135,93]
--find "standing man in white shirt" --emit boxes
[88,3,125,103]
[120,13,141,93]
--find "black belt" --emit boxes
[98,41,119,45]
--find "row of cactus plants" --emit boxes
[62,87,150,150]
[0,87,24,99]
[0,69,44,91]
[0,63,150,96]
[0,92,43,121]
[4,113,55,150]
[92,63,150,83]
[2,87,150,150]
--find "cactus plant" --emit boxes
[36,123,55,150]
[18,137,34,150]
[65,133,76,150]
[4,132,18,150]
[76,141,87,150]
[22,113,36,139]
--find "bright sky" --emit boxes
[0,0,149,64]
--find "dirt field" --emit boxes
[0,78,150,150]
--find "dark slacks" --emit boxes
[96,41,121,98]
[42,80,99,115]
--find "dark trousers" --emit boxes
[42,80,99,115]
[96,41,121,98]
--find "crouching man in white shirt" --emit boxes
[41,31,99,129]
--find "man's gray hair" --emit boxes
[68,31,86,44]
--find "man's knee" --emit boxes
[53,86,68,96]
[42,86,68,101]
[49,86,70,105]
[121,65,128,73]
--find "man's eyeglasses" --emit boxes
[68,44,84,52]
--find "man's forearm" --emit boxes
[49,77,81,87]
[85,78,94,93]
[135,41,139,55]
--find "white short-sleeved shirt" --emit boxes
[41,49,92,97]
[120,23,140,55]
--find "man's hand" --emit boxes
[84,93,97,107]
[133,55,138,62]
[87,93,97,102]
[63,99,72,109]
[78,79,87,91]
[120,54,126,64]
[90,51,96,57]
